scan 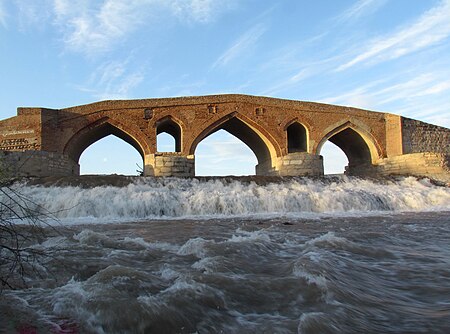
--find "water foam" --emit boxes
[4,176,450,224]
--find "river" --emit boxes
[1,176,449,333]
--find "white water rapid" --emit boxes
[7,176,450,224]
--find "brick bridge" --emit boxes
[0,94,449,182]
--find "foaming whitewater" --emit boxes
[7,176,450,223]
[1,175,450,333]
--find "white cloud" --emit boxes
[13,0,54,29]
[212,23,266,68]
[51,0,236,56]
[319,80,381,109]
[337,0,387,22]
[321,72,448,107]
[261,68,314,96]
[79,58,145,100]
[337,0,450,71]
[0,0,7,27]
[259,54,343,96]
[170,0,236,24]
[415,81,450,96]
[319,67,450,128]
[53,0,150,55]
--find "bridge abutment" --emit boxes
[374,153,450,183]
[0,151,79,177]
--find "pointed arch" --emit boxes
[316,121,381,166]
[285,119,309,153]
[189,112,281,166]
[63,117,148,163]
[156,115,183,152]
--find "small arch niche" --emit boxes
[156,118,181,152]
[287,122,307,153]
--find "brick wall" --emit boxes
[0,151,79,177]
[402,117,450,154]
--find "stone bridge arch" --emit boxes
[63,117,150,166]
[188,112,281,175]
[315,121,382,174]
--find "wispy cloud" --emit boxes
[319,67,450,128]
[337,0,388,22]
[337,0,450,71]
[212,23,267,68]
[259,54,342,96]
[12,0,54,30]
[261,69,311,96]
[169,0,237,24]
[51,0,236,56]
[53,0,150,55]
[0,0,7,27]
[78,57,145,100]
[321,73,442,107]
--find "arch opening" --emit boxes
[79,135,143,175]
[65,122,144,163]
[156,117,181,152]
[327,128,371,166]
[157,132,176,152]
[195,129,258,176]
[321,141,349,174]
[287,122,307,153]
[318,127,373,174]
[193,117,272,162]
[191,115,277,176]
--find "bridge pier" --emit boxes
[275,153,324,176]
[145,152,326,177]
[255,159,277,176]
[145,153,195,177]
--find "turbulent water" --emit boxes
[1,176,450,333]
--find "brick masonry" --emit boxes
[0,94,448,182]
[401,117,450,154]
[0,151,79,177]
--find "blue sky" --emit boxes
[1,0,449,175]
